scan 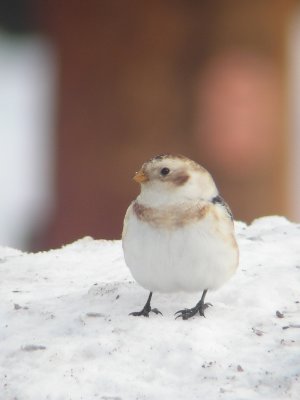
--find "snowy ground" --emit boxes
[0,216,300,400]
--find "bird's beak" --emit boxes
[133,169,148,183]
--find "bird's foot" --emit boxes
[175,302,212,320]
[129,306,162,318]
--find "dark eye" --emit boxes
[160,167,170,176]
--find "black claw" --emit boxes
[151,308,163,316]
[175,303,212,320]
[129,310,150,317]
[129,307,162,317]
[175,307,199,320]
[129,292,162,317]
[174,308,188,315]
[175,290,212,320]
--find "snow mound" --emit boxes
[0,216,299,399]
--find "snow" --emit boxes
[1,216,300,399]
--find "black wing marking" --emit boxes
[212,195,233,221]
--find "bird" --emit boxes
[122,154,239,320]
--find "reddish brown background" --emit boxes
[28,0,296,250]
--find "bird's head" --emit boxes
[133,154,218,206]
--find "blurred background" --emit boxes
[0,0,300,251]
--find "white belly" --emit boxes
[122,212,238,293]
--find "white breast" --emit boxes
[122,204,238,293]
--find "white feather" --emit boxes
[123,203,238,293]
[122,155,239,295]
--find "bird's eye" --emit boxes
[160,167,170,176]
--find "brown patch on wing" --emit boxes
[229,233,239,250]
[133,201,209,229]
[227,232,239,269]
[210,206,239,263]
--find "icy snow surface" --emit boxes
[0,216,300,399]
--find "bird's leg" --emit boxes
[129,292,162,317]
[175,289,212,320]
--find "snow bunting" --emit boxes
[122,154,239,320]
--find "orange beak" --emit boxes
[133,169,148,183]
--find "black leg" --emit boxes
[175,289,212,320]
[130,292,162,317]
